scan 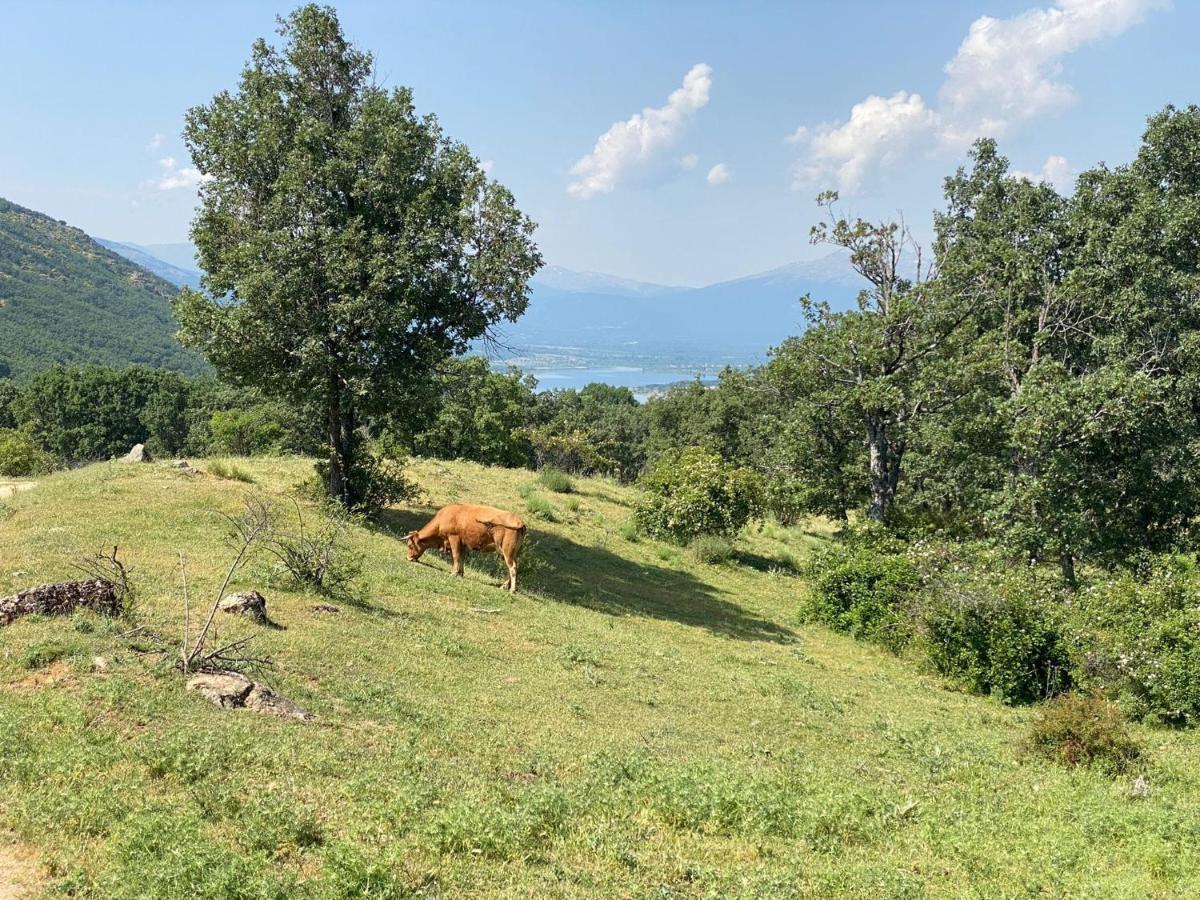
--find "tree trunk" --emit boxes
[327,383,356,508]
[1059,548,1077,591]
[866,418,900,523]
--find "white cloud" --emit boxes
[1010,154,1076,191]
[792,91,938,192]
[679,153,700,170]
[939,0,1163,146]
[706,163,732,185]
[480,159,495,175]
[568,63,712,198]
[787,0,1162,191]
[146,133,163,152]
[153,156,211,191]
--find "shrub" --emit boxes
[263,500,363,593]
[207,402,297,456]
[0,429,52,477]
[690,534,734,565]
[522,491,558,522]
[314,444,421,515]
[1070,554,1200,725]
[1025,694,1142,774]
[633,447,763,543]
[619,520,640,543]
[537,466,575,494]
[804,531,917,650]
[206,459,255,483]
[917,563,1070,704]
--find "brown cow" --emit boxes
[406,504,527,593]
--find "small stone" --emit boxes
[92,655,109,672]
[219,591,268,623]
[173,460,192,469]
[1131,775,1152,800]
[186,671,311,721]
[311,603,340,614]
[121,444,151,463]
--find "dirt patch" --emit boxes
[0,838,46,899]
[5,659,71,693]
[0,483,35,502]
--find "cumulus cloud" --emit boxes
[153,156,211,191]
[788,0,1162,191]
[791,91,937,192]
[1010,154,1076,191]
[679,153,700,170]
[146,133,163,152]
[706,163,732,185]
[568,63,712,198]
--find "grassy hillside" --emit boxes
[2,459,1200,897]
[0,198,206,379]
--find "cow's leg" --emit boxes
[500,543,518,593]
[448,535,465,577]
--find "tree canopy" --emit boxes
[175,4,542,506]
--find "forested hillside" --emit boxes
[0,198,205,378]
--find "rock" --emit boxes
[0,579,122,627]
[121,443,151,463]
[219,590,268,623]
[173,460,192,469]
[186,671,311,721]
[91,655,109,672]
[1131,774,1152,800]
[311,603,340,614]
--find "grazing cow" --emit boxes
[406,504,527,593]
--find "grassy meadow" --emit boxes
[2,457,1200,897]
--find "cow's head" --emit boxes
[405,531,423,561]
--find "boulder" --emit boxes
[186,671,311,721]
[121,444,151,463]
[219,590,268,623]
[0,579,122,627]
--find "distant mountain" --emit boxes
[495,252,866,369]
[95,239,203,289]
[0,198,206,379]
[531,266,680,298]
[139,242,200,273]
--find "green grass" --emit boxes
[205,458,256,483]
[1,457,1200,896]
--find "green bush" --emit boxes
[633,447,762,543]
[522,490,558,522]
[917,564,1070,704]
[804,533,917,651]
[206,459,255,483]
[1070,554,1200,725]
[1025,694,1142,774]
[537,466,575,494]
[208,402,297,456]
[690,534,734,565]
[0,429,52,477]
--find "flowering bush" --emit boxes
[1070,554,1200,725]
[633,447,763,543]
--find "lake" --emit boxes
[523,365,718,399]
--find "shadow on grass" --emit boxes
[372,508,795,644]
[734,550,801,576]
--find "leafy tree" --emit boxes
[633,446,763,542]
[410,357,535,467]
[530,382,648,481]
[784,194,977,523]
[175,5,541,507]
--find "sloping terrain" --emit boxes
[0,458,1198,897]
[0,198,205,379]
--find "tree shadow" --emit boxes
[734,550,801,576]
[371,508,795,644]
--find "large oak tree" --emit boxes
[175,5,542,506]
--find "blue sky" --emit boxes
[0,1,1193,285]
